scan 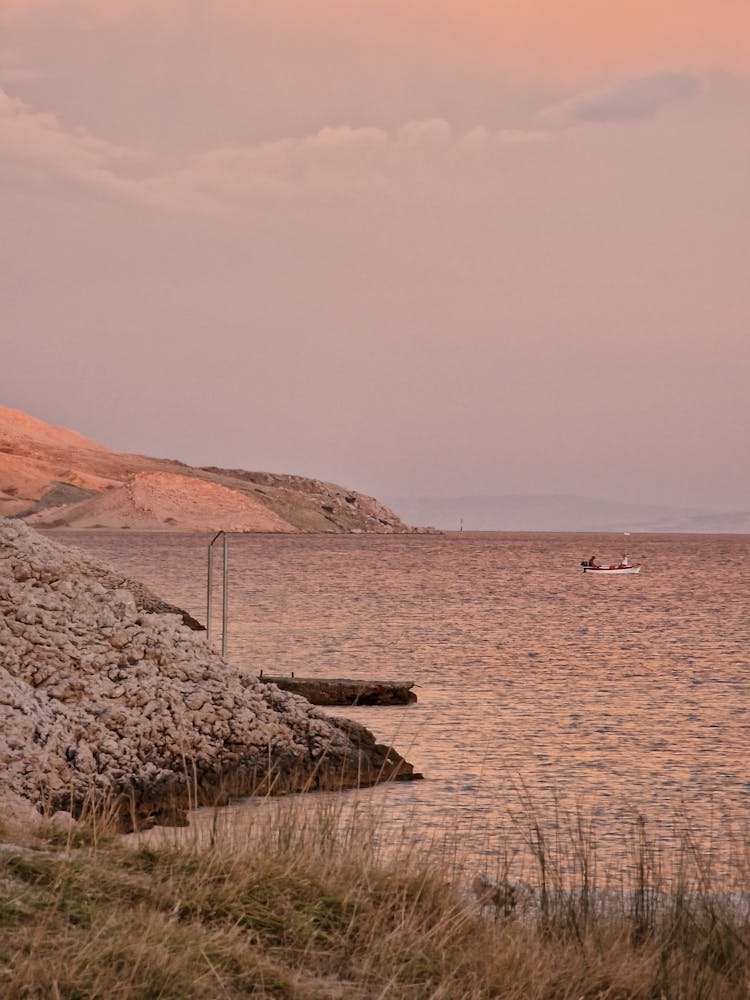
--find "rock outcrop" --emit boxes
[0,520,419,829]
[263,676,418,706]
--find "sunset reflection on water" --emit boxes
[62,530,750,881]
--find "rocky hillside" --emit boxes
[0,519,418,829]
[0,406,414,533]
[26,472,297,533]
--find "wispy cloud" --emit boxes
[0,91,549,212]
[0,88,152,200]
[543,71,700,125]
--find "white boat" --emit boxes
[581,561,641,575]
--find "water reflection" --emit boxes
[61,530,750,879]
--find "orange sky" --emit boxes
[236,0,750,83]
[5,1,750,82]
[451,0,750,80]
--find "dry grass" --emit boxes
[1,795,748,999]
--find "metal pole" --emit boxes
[207,539,214,647]
[207,530,225,650]
[221,532,228,658]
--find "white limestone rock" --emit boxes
[0,519,416,828]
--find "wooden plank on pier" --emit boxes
[262,675,417,706]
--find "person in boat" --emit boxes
[621,554,629,567]
[588,555,599,568]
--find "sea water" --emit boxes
[60,530,750,878]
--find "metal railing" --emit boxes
[206,530,229,657]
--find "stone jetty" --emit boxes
[263,676,417,706]
[0,520,420,830]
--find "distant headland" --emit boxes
[0,406,419,534]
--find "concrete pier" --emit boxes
[262,676,417,706]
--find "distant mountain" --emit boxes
[384,494,750,534]
[0,405,413,534]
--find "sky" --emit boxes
[1,0,749,510]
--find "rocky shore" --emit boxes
[1,405,424,533]
[0,520,419,830]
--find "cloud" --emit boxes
[397,118,452,147]
[0,87,155,202]
[151,125,393,208]
[544,71,700,125]
[156,121,554,208]
[0,88,549,212]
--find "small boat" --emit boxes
[581,560,641,575]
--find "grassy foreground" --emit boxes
[1,797,749,999]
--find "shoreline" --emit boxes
[0,519,421,832]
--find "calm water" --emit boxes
[58,531,750,878]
